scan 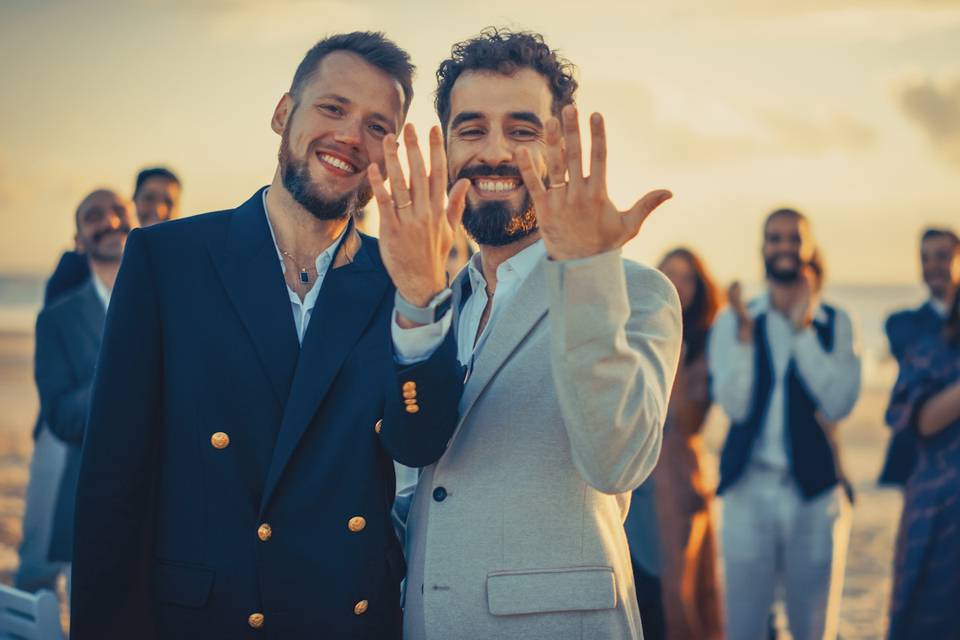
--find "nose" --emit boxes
[333,117,363,149]
[476,129,513,167]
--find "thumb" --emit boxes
[446,178,470,230]
[623,189,672,236]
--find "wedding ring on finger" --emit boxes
[395,199,413,210]
[548,182,566,190]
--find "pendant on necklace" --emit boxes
[299,270,310,284]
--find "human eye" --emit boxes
[458,127,484,139]
[318,103,343,116]
[511,127,538,140]
[368,123,388,137]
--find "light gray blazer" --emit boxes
[403,249,682,640]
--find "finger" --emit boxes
[516,147,548,215]
[561,105,584,187]
[368,163,397,228]
[428,126,448,217]
[623,189,673,237]
[544,117,566,189]
[403,124,429,216]
[589,112,607,188]
[445,178,470,230]
[382,133,412,213]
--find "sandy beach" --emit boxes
[0,329,901,638]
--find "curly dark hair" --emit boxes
[434,28,578,133]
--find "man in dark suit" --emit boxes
[34,189,134,591]
[879,227,959,485]
[71,32,466,639]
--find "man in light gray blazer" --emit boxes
[377,29,681,640]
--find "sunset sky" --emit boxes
[1,0,958,284]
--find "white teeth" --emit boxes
[319,153,357,174]
[476,179,518,193]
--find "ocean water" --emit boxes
[0,274,926,389]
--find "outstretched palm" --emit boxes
[516,105,672,261]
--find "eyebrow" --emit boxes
[450,110,544,129]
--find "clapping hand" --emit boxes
[727,282,754,344]
[369,124,470,324]
[515,105,672,261]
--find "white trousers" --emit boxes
[720,465,851,640]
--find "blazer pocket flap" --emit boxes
[153,560,215,608]
[486,566,617,616]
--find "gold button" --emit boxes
[348,516,366,532]
[248,612,265,628]
[374,419,382,434]
[405,404,420,414]
[404,398,418,405]
[402,381,416,392]
[211,432,230,449]
[257,523,272,541]
[402,389,417,399]
[354,600,369,615]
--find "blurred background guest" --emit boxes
[131,166,182,227]
[15,171,177,597]
[34,189,133,601]
[624,246,725,640]
[649,247,724,640]
[709,209,861,640]
[884,286,960,639]
[879,228,959,487]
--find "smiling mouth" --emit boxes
[317,152,359,175]
[472,178,520,195]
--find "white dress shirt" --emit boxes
[708,293,861,470]
[392,240,548,371]
[91,273,111,310]
[262,189,345,344]
[930,296,948,318]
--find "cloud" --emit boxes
[897,76,960,166]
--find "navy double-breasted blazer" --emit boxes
[71,189,462,639]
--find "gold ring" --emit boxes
[548,182,566,190]
[395,200,413,210]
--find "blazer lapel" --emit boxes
[259,233,389,512]
[75,281,106,347]
[209,189,300,407]
[456,257,549,427]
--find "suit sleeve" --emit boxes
[546,249,682,495]
[71,229,162,639]
[380,324,463,467]
[34,309,92,445]
[885,312,908,363]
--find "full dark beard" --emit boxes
[278,128,372,221]
[456,164,539,246]
[764,255,801,283]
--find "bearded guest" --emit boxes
[71,32,466,639]
[31,190,133,611]
[623,247,724,640]
[708,208,861,640]
[379,29,681,639]
[879,228,959,487]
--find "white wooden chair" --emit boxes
[0,585,64,640]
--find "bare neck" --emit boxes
[88,258,120,292]
[265,170,349,260]
[768,279,802,315]
[478,231,542,295]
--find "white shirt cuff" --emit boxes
[391,309,453,365]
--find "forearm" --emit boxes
[547,251,681,494]
[380,327,463,467]
[793,322,861,421]
[917,380,960,437]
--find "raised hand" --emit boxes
[789,266,818,331]
[369,123,470,316]
[516,104,672,261]
[727,281,754,344]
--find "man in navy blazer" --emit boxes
[879,227,959,485]
[72,32,466,639]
